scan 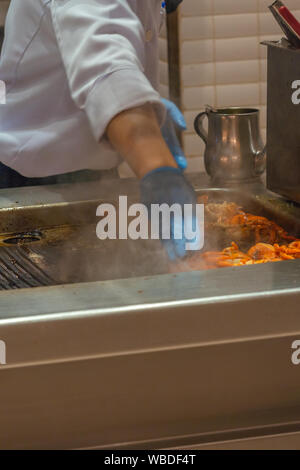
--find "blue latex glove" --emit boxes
[141,167,202,261]
[161,98,187,171]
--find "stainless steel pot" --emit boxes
[194,107,266,183]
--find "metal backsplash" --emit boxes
[264,40,300,203]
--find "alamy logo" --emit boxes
[96,196,204,251]
[0,80,6,104]
[0,340,6,365]
[291,340,300,365]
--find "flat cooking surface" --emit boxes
[0,188,299,290]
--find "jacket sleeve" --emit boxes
[51,0,165,141]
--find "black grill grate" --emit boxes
[0,246,55,290]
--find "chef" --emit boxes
[0,0,199,260]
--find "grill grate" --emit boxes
[0,246,55,290]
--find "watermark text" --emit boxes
[292,340,300,365]
[96,196,204,251]
[0,340,6,365]
[0,80,6,104]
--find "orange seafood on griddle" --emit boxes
[171,199,300,273]
[203,199,296,247]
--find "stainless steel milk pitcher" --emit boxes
[194,106,266,183]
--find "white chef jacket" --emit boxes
[0,0,165,177]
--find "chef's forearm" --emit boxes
[106,103,177,179]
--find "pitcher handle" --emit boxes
[194,112,208,145]
[255,144,267,175]
[257,144,267,159]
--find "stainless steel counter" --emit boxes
[0,173,300,449]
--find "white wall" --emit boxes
[179,0,300,172]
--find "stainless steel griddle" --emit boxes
[0,173,300,449]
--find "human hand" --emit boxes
[140,166,202,261]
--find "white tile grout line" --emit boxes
[178,3,183,107]
[257,0,263,107]
[211,0,217,108]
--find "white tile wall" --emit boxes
[180,0,300,169]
